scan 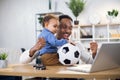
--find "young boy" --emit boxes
[38,14,68,65]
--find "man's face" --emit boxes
[57,18,72,40]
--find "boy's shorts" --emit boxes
[40,53,62,66]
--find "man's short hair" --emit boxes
[59,15,73,22]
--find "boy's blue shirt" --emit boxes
[38,28,67,55]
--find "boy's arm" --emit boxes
[47,34,68,46]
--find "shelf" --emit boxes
[94,38,108,40]
[36,12,63,16]
[71,23,120,47]
[80,38,93,41]
[109,38,120,40]
[80,38,120,40]
[80,38,108,41]
[75,23,120,28]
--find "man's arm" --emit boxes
[79,42,98,64]
[29,38,46,57]
[76,43,93,64]
[19,38,45,64]
[19,50,38,64]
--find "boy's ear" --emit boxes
[44,22,48,27]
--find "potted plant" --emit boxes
[107,9,119,23]
[0,53,8,68]
[66,0,85,25]
[107,9,119,17]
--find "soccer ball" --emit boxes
[57,43,81,65]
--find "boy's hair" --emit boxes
[42,14,58,27]
[59,15,73,22]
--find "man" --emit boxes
[20,14,98,65]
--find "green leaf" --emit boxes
[108,11,112,16]
[114,10,119,17]
[0,53,8,60]
[66,0,85,20]
[38,16,43,24]
[107,9,119,17]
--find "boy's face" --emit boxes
[46,19,59,34]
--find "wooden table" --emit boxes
[0,64,120,79]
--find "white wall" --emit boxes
[0,0,49,49]
[0,0,120,49]
[78,0,120,24]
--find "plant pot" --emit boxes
[74,20,79,25]
[0,60,8,68]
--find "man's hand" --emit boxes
[90,42,98,58]
[29,38,46,57]
[34,38,46,51]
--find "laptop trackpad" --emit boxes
[67,64,92,73]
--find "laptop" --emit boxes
[67,42,120,73]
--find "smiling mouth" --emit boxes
[63,34,69,39]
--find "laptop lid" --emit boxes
[90,42,120,72]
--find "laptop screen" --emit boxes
[90,42,120,72]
